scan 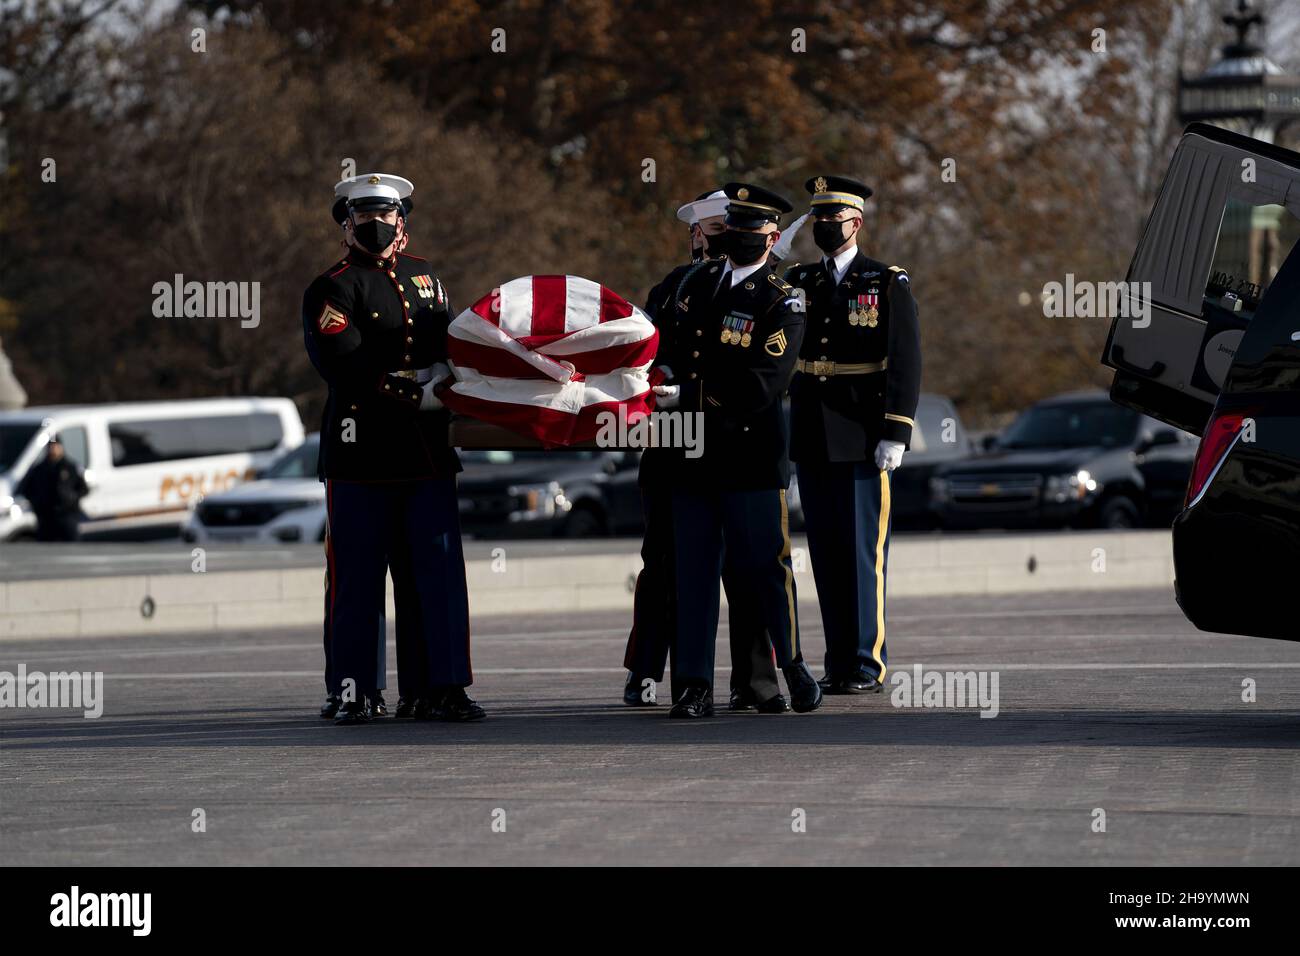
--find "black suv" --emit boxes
[929,391,1196,530]
[456,449,644,538]
[1102,124,1300,640]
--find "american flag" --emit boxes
[441,275,661,447]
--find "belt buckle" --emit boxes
[812,360,833,377]
[393,370,419,381]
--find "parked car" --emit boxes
[0,397,304,541]
[1101,123,1300,640]
[182,434,324,544]
[929,391,1196,530]
[888,393,972,530]
[456,448,645,538]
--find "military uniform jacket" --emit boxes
[785,250,921,463]
[649,258,805,490]
[302,248,461,482]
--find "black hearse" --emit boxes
[1101,123,1300,640]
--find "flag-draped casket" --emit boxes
[441,275,660,447]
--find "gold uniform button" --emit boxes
[819,355,828,361]
[819,376,828,382]
[689,372,698,380]
[398,284,404,291]
[404,300,411,308]
[692,350,700,358]
[403,355,411,363]
[388,271,396,278]
[406,318,413,326]
[383,384,391,391]
[694,329,702,337]
[824,318,831,324]
[350,404,358,411]
[371,312,379,319]
[820,337,828,344]
[405,337,413,345]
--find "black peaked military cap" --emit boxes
[723,182,793,229]
[804,175,873,214]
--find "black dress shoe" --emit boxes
[817,672,835,690]
[372,692,388,717]
[782,662,823,713]
[395,697,418,719]
[842,668,885,694]
[669,685,714,719]
[624,673,658,706]
[333,698,373,724]
[429,687,486,722]
[755,694,791,714]
[319,694,341,719]
[728,688,758,711]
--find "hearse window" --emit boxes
[0,423,40,472]
[109,413,283,467]
[55,427,89,469]
[1204,197,1300,317]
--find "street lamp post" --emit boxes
[1178,0,1300,146]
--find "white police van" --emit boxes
[0,398,304,541]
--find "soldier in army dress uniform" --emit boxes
[303,172,484,724]
[651,182,823,718]
[784,175,921,694]
[623,189,788,713]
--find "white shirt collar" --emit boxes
[823,245,858,285]
[725,257,768,288]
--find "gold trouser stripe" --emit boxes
[779,488,797,662]
[870,468,891,681]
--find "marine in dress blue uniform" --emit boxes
[303,172,484,724]
[652,182,823,718]
[784,176,921,694]
[623,189,787,713]
[310,194,390,719]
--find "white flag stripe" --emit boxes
[563,275,604,333]
[536,314,655,355]
[496,275,537,337]
[450,365,652,411]
[450,310,575,383]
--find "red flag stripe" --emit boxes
[530,275,568,337]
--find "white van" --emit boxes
[0,398,305,541]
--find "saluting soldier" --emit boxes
[624,189,788,714]
[303,172,484,724]
[652,182,822,718]
[784,176,921,694]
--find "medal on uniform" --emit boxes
[849,296,864,327]
[721,312,754,346]
[865,287,880,327]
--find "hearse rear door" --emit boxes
[1101,123,1300,436]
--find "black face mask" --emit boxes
[701,231,731,260]
[813,219,853,255]
[726,230,770,266]
[353,218,398,255]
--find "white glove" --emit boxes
[652,384,681,409]
[875,440,905,472]
[420,363,452,411]
[769,212,810,262]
